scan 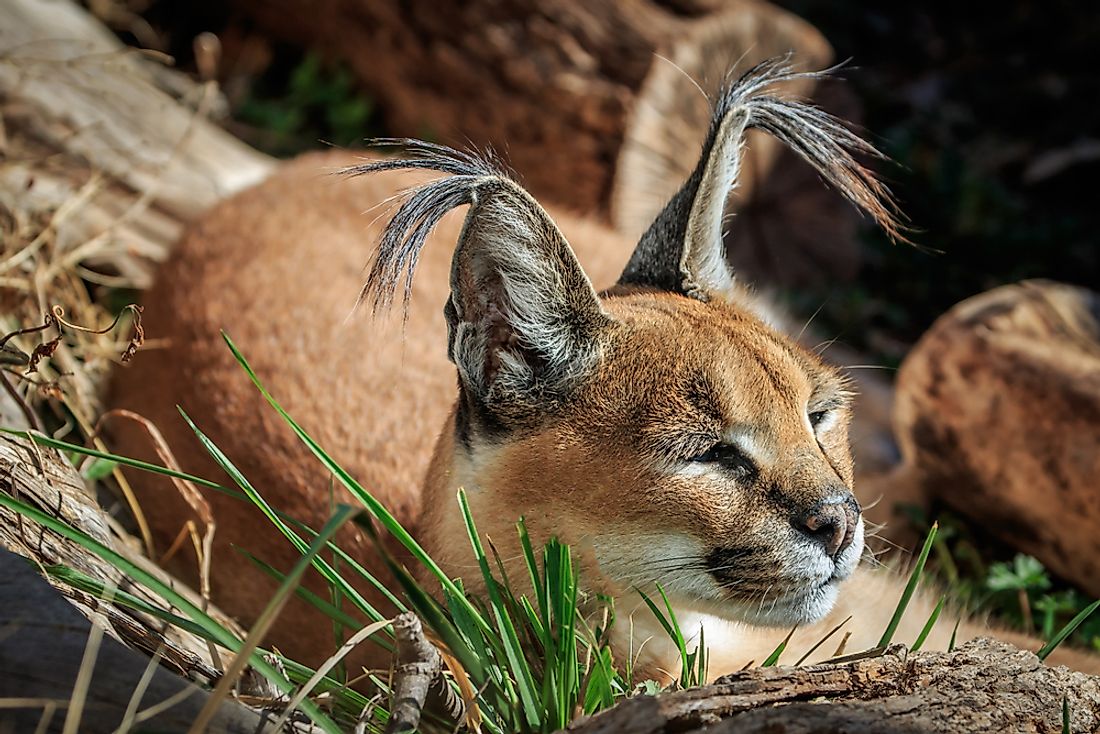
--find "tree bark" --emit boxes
[229,0,831,224]
[566,639,1099,733]
[0,431,242,683]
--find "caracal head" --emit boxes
[355,59,901,628]
[472,289,864,626]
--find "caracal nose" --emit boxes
[793,495,861,558]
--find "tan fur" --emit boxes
[109,61,1099,679]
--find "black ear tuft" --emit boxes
[619,57,908,301]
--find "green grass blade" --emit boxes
[1062,695,1070,734]
[656,585,688,662]
[191,505,358,734]
[911,595,946,652]
[695,624,708,685]
[517,519,549,630]
[1,427,224,491]
[47,563,366,728]
[794,615,851,666]
[634,587,677,643]
[8,426,406,622]
[221,331,492,637]
[458,488,541,729]
[948,617,961,652]
[878,522,938,647]
[583,647,617,714]
[762,626,797,667]
[518,596,547,648]
[179,408,390,628]
[656,584,694,686]
[293,516,409,614]
[1037,598,1100,661]
[636,585,699,685]
[239,550,395,653]
[45,564,212,641]
[9,424,408,622]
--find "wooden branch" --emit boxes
[566,639,1100,733]
[386,611,464,734]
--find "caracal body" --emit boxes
[110,62,1097,677]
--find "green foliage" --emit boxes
[910,595,945,652]
[237,53,377,157]
[8,333,1096,731]
[0,490,349,733]
[80,457,118,481]
[761,627,796,667]
[5,334,722,731]
[636,585,708,688]
[987,555,1051,594]
[1038,600,1100,662]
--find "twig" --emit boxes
[386,612,465,734]
[0,370,40,430]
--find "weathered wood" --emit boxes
[1,0,271,689]
[886,280,1100,596]
[566,639,1100,733]
[229,0,831,221]
[0,0,275,289]
[0,431,241,682]
[0,546,297,733]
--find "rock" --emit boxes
[890,280,1100,595]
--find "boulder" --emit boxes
[889,280,1100,595]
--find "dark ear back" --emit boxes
[350,141,609,408]
[618,58,907,301]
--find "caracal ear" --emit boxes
[349,140,610,410]
[618,57,908,302]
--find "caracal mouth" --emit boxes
[694,523,865,627]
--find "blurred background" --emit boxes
[94,0,1100,365]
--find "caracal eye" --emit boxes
[809,410,828,429]
[688,443,756,478]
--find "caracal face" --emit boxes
[460,289,863,628]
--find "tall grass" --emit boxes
[3,333,1094,731]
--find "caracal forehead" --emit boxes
[598,291,846,426]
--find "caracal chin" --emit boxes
[110,59,1099,679]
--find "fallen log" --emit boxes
[0,430,239,685]
[566,639,1099,733]
[1,0,270,687]
[0,545,302,733]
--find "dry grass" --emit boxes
[0,120,160,552]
